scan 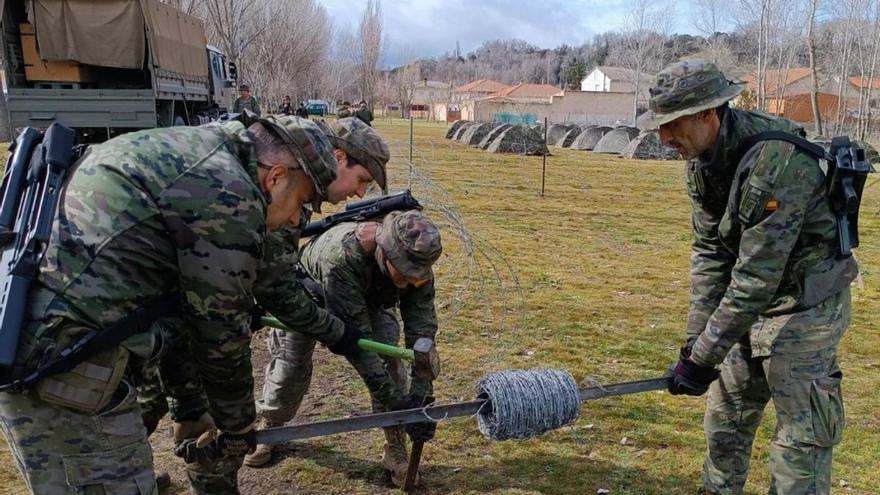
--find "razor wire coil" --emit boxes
[475,368,580,441]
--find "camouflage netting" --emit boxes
[445,120,468,140]
[487,125,549,155]
[460,122,496,146]
[621,130,681,160]
[478,123,513,149]
[530,123,545,136]
[555,126,587,148]
[546,124,573,145]
[570,126,612,151]
[593,126,640,154]
[452,121,477,141]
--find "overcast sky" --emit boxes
[319,0,736,67]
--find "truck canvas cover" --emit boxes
[24,0,208,77]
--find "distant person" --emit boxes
[295,102,309,119]
[278,95,294,116]
[337,100,352,118]
[233,83,261,116]
[354,100,374,127]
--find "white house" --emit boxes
[580,66,653,93]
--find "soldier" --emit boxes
[246,210,441,487]
[354,100,374,127]
[233,83,262,116]
[0,115,366,494]
[296,102,309,119]
[337,100,352,118]
[278,95,294,116]
[137,116,390,490]
[642,60,857,494]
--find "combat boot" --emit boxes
[243,418,282,467]
[383,426,413,487]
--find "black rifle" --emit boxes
[0,124,77,374]
[828,136,872,257]
[301,190,422,238]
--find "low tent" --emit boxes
[556,126,587,148]
[452,121,477,141]
[570,126,612,151]
[593,126,640,154]
[446,120,468,140]
[530,123,545,136]
[546,124,573,145]
[478,123,512,149]
[460,122,496,146]
[621,130,681,160]
[486,125,549,155]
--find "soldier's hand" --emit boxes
[173,426,256,464]
[327,322,363,357]
[666,346,719,396]
[398,395,437,442]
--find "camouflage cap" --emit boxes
[637,60,745,130]
[326,117,390,192]
[257,115,338,212]
[377,210,442,281]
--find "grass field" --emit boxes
[1,120,879,494]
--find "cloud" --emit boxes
[320,0,704,67]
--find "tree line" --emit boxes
[4,0,878,141]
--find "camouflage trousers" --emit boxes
[137,331,243,495]
[257,306,408,425]
[703,289,850,495]
[138,333,208,436]
[0,380,157,494]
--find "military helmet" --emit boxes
[637,59,745,130]
[377,210,442,281]
[326,117,390,192]
[257,114,338,212]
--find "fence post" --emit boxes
[541,117,548,197]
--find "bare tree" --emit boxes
[692,0,735,68]
[607,0,672,123]
[806,0,824,134]
[358,0,383,110]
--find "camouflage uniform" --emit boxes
[0,117,343,495]
[233,95,262,116]
[254,212,441,483]
[336,101,352,118]
[641,61,857,495]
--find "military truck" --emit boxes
[0,0,237,141]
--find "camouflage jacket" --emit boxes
[299,222,438,396]
[23,121,341,431]
[354,108,374,127]
[233,96,261,116]
[686,107,858,366]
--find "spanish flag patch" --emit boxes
[765,198,779,211]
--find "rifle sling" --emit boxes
[0,293,179,393]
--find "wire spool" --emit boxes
[475,368,581,441]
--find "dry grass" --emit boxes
[1,120,879,494]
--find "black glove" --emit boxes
[327,323,363,357]
[397,395,437,442]
[249,305,265,332]
[666,346,720,396]
[174,428,257,464]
